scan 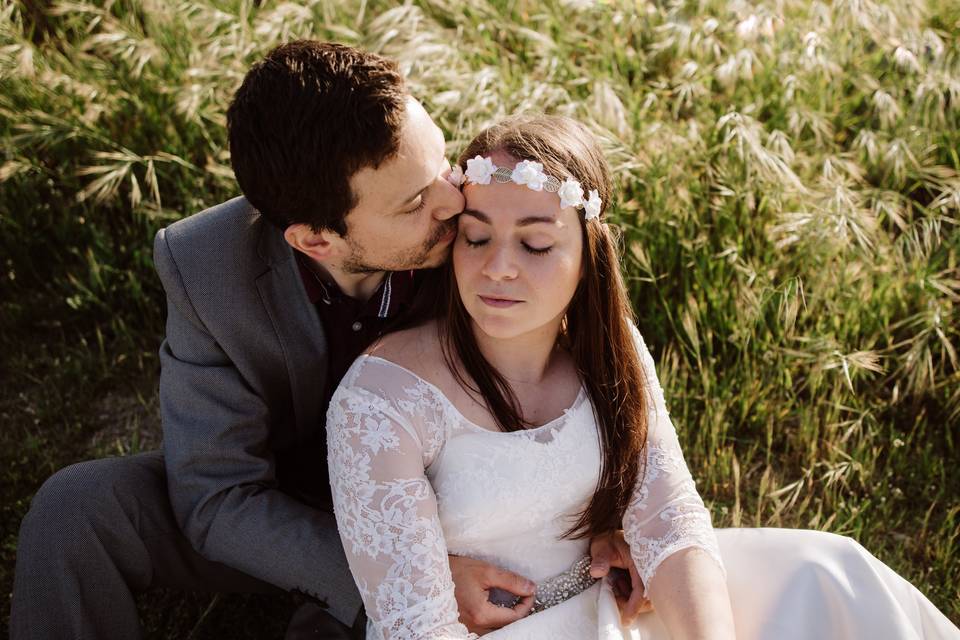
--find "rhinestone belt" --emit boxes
[493,556,598,614]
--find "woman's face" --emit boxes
[453,152,584,341]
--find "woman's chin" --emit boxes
[470,314,532,341]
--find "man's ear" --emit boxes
[283,223,345,262]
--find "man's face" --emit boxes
[339,98,464,273]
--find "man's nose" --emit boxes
[432,176,465,221]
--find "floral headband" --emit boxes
[447,155,602,221]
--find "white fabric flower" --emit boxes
[511,160,548,191]
[557,178,584,209]
[465,155,497,184]
[447,164,464,187]
[584,189,602,220]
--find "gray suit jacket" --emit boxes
[153,195,361,624]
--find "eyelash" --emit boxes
[464,238,553,256]
[407,198,427,214]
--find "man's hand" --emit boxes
[449,555,536,634]
[589,530,653,625]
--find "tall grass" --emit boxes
[2,0,958,634]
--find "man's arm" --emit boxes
[153,228,361,625]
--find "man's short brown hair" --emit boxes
[227,41,407,234]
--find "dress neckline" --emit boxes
[358,354,588,435]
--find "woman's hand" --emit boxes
[448,555,536,634]
[589,529,654,625]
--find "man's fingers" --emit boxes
[478,595,535,627]
[614,590,630,624]
[619,563,649,625]
[621,586,648,622]
[486,567,536,596]
[589,559,610,579]
[450,556,536,633]
[513,594,535,617]
[590,530,633,577]
[619,590,653,625]
[589,533,616,577]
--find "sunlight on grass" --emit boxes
[1,0,958,632]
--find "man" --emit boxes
[11,41,643,639]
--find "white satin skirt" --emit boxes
[486,528,959,639]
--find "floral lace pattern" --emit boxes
[327,327,723,639]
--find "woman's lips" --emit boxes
[478,295,523,308]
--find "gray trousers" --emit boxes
[10,451,361,639]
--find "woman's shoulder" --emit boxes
[366,320,431,359]
[364,320,447,379]
[334,322,455,437]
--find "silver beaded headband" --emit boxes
[448,156,602,220]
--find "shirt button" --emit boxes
[352,321,362,332]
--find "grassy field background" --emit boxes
[2,0,959,636]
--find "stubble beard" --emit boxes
[341,221,455,274]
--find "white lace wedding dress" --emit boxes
[327,330,959,640]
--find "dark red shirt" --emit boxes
[283,254,441,510]
[295,253,417,409]
[282,254,422,509]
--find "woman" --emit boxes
[327,115,959,639]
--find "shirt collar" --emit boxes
[295,253,414,319]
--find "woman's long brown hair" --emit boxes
[439,115,649,539]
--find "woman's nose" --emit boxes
[481,245,518,281]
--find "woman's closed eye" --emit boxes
[463,236,553,255]
[524,243,553,255]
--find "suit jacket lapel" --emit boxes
[254,222,328,435]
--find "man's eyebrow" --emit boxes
[462,209,557,227]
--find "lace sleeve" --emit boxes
[327,357,477,640]
[623,325,726,591]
